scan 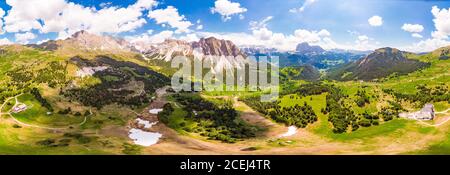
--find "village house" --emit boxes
[399,103,435,120]
[12,104,27,114]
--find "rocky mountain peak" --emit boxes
[361,47,407,64]
[373,47,401,54]
[296,42,325,54]
[193,37,245,57]
[64,30,132,52]
[70,30,91,38]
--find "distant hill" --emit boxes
[241,43,366,70]
[327,47,430,81]
[280,64,321,81]
[432,45,450,60]
[278,51,366,69]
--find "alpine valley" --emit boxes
[0,30,449,155]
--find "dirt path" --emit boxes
[436,108,450,114]
[417,108,450,127]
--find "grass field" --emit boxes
[0,121,116,155]
[12,94,84,127]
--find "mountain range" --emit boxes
[26,30,439,82]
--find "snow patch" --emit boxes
[149,108,163,114]
[279,126,298,137]
[136,118,158,129]
[128,129,162,147]
[76,66,108,78]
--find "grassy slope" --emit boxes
[276,52,449,144]
[0,46,148,154]
[13,94,84,127]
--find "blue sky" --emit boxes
[0,0,449,52]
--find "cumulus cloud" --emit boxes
[289,0,318,13]
[191,28,336,52]
[249,16,274,41]
[15,32,36,44]
[411,33,423,38]
[403,6,450,52]
[368,15,383,27]
[3,0,158,37]
[0,8,4,19]
[0,8,5,34]
[210,0,247,21]
[196,25,203,30]
[148,6,193,33]
[294,29,330,43]
[402,23,424,33]
[127,30,174,45]
[0,38,13,45]
[339,34,380,51]
[252,28,273,41]
[403,38,450,53]
[431,6,450,39]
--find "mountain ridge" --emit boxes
[327,47,430,81]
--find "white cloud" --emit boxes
[195,19,203,30]
[340,34,379,51]
[368,15,383,27]
[347,30,360,36]
[0,8,5,34]
[252,28,273,41]
[250,16,274,40]
[37,38,50,44]
[127,30,174,44]
[402,23,424,33]
[99,2,113,8]
[178,33,200,42]
[402,38,450,53]
[193,28,336,52]
[412,33,423,38]
[0,38,13,45]
[0,8,4,19]
[358,35,369,41]
[294,29,330,43]
[15,32,36,44]
[431,6,450,39]
[148,6,193,34]
[3,0,158,36]
[210,0,247,21]
[289,0,317,13]
[249,16,273,30]
[317,29,331,37]
[402,6,450,52]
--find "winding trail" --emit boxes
[0,93,89,130]
[436,108,450,114]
